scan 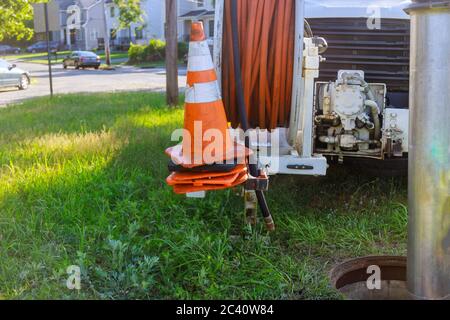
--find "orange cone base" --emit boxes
[168,172,240,187]
[170,171,249,195]
[165,143,251,169]
[167,164,247,186]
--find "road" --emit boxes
[0,61,187,106]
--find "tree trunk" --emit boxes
[165,0,179,106]
[102,0,112,66]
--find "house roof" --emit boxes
[305,0,409,19]
[179,10,215,19]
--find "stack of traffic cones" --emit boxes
[165,22,250,195]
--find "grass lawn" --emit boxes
[130,60,185,69]
[2,51,71,65]
[0,92,407,299]
[3,51,129,66]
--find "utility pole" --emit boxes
[44,3,54,97]
[102,0,112,66]
[165,0,179,106]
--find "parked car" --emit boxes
[0,59,30,90]
[0,45,21,55]
[26,41,59,53]
[63,51,101,70]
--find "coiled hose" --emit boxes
[222,0,296,130]
[231,0,275,231]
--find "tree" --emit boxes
[113,0,144,39]
[0,0,47,41]
[102,0,143,66]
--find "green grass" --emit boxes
[0,92,407,300]
[3,51,128,66]
[2,51,71,62]
[131,60,166,69]
[129,60,185,69]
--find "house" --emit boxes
[33,0,216,51]
[105,0,165,46]
[111,0,216,44]
[33,0,108,50]
[177,0,216,42]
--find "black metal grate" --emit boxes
[308,18,410,98]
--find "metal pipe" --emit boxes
[44,3,54,98]
[213,0,225,90]
[288,0,306,146]
[365,100,381,141]
[405,0,450,300]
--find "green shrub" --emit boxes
[128,40,189,63]
[144,39,166,61]
[128,43,146,63]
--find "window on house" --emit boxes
[197,0,204,7]
[135,28,144,40]
[110,7,115,18]
[209,20,214,38]
[110,29,117,40]
[90,29,99,41]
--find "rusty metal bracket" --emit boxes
[244,190,258,226]
[245,172,269,191]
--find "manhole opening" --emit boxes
[330,256,410,300]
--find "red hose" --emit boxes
[222,0,295,130]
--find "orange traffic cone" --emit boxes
[165,22,249,168]
[165,22,250,194]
